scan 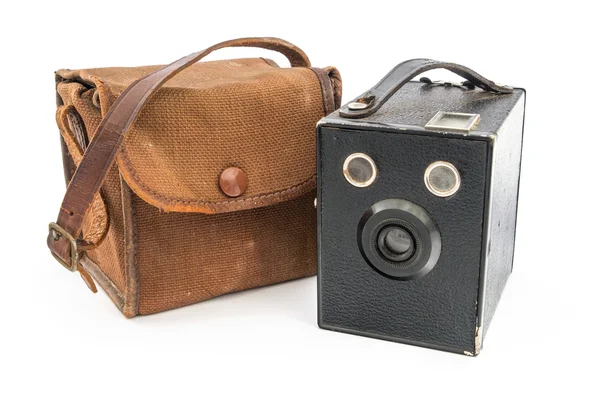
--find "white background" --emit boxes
[1,1,598,398]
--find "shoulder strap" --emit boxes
[48,37,311,272]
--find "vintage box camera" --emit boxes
[316,59,525,355]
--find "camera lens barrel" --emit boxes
[377,226,415,262]
[357,199,441,280]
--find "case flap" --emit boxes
[57,58,327,214]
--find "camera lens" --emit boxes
[384,228,412,254]
[358,199,441,280]
[343,153,377,187]
[377,226,415,262]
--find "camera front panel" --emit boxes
[317,125,490,353]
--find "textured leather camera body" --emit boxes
[316,59,525,355]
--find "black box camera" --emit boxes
[316,59,525,355]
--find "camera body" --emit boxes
[316,59,525,355]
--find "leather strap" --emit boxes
[339,58,512,118]
[310,68,337,115]
[55,105,110,247]
[48,37,311,270]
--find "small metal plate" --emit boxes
[425,112,481,133]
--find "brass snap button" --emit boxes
[219,167,247,197]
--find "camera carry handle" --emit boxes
[339,59,513,119]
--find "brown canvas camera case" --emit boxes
[47,37,341,317]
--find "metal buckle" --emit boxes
[48,222,80,272]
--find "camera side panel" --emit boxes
[480,93,526,340]
[317,125,489,353]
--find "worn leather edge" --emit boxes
[121,180,139,318]
[56,105,110,247]
[79,255,125,311]
[55,73,77,184]
[54,76,120,301]
[325,66,342,110]
[309,67,337,116]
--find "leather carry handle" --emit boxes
[48,37,311,273]
[339,58,512,118]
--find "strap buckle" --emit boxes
[48,222,80,272]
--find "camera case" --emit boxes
[316,59,525,355]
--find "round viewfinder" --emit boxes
[343,153,377,187]
[424,161,461,197]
